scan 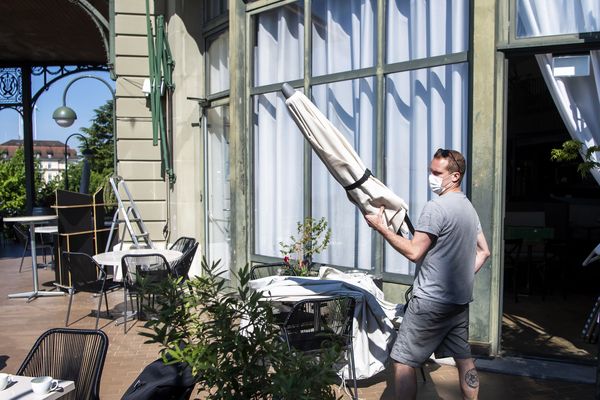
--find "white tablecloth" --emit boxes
[93,249,182,281]
[249,267,404,380]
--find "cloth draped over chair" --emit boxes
[249,267,404,380]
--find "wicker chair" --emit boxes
[281,296,358,400]
[62,251,121,329]
[13,222,53,273]
[169,237,197,255]
[121,253,171,333]
[250,262,294,280]
[170,242,199,283]
[17,328,109,400]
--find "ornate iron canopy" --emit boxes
[0,0,109,66]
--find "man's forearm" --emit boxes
[364,207,432,262]
[474,250,487,274]
[378,226,430,262]
[473,232,490,273]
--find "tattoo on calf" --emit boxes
[465,368,479,389]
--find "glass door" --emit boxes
[204,105,231,278]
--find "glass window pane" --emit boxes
[207,30,229,94]
[386,0,468,64]
[206,106,231,277]
[253,2,304,87]
[312,0,377,77]
[384,63,469,275]
[205,0,228,22]
[517,0,600,38]
[311,77,375,269]
[253,91,304,258]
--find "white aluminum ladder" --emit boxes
[106,176,154,251]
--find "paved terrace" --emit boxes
[0,245,595,399]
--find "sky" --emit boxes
[0,69,114,151]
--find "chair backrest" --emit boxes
[250,262,293,280]
[282,296,356,351]
[122,253,171,287]
[171,242,199,282]
[504,238,523,266]
[62,252,106,291]
[17,328,109,400]
[169,237,196,254]
[12,223,29,243]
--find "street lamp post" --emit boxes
[52,74,117,176]
[64,133,93,192]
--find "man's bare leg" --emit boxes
[393,361,417,400]
[455,358,479,400]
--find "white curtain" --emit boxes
[517,0,600,38]
[519,1,600,183]
[311,0,376,76]
[311,78,375,269]
[386,0,468,63]
[310,0,376,269]
[384,64,469,275]
[206,106,231,279]
[253,5,305,258]
[253,4,304,87]
[536,53,600,184]
[207,30,229,95]
[384,0,469,275]
[253,1,470,273]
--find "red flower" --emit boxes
[283,256,290,264]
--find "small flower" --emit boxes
[283,256,290,264]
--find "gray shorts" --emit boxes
[390,297,471,368]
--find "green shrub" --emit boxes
[140,259,342,400]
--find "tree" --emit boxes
[551,139,600,177]
[79,99,114,194]
[0,147,52,216]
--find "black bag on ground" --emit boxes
[121,358,196,400]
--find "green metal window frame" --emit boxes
[498,0,600,53]
[247,0,471,281]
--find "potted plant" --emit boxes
[279,217,332,276]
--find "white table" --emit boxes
[93,248,182,282]
[0,375,74,400]
[249,266,404,380]
[4,215,63,301]
[34,226,58,234]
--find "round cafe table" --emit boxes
[93,248,182,282]
[4,215,63,301]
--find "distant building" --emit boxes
[0,140,78,183]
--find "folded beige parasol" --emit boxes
[282,83,412,237]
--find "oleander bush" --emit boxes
[140,258,342,400]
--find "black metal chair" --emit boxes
[17,328,109,400]
[250,262,294,280]
[170,242,199,283]
[62,251,121,329]
[504,238,524,302]
[121,253,171,333]
[281,296,358,400]
[169,236,197,255]
[13,222,53,272]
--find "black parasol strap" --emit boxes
[398,215,415,235]
[343,169,371,191]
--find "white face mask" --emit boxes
[428,174,444,194]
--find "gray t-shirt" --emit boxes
[412,191,481,305]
